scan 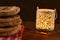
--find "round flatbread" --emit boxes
[0,6,20,16]
[0,25,21,36]
[0,15,22,27]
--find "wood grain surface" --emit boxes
[22,21,60,40]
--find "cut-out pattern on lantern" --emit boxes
[36,7,57,31]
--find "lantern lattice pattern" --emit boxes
[36,9,55,31]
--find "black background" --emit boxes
[0,0,59,23]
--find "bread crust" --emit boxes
[0,15,22,27]
[0,6,20,16]
[0,25,21,36]
[0,6,22,36]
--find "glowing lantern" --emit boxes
[36,7,57,31]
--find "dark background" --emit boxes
[0,0,59,23]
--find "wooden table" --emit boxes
[22,21,60,40]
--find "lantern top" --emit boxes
[37,9,55,12]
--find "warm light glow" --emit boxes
[40,32,47,35]
[36,8,56,31]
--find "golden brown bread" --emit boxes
[0,15,22,27]
[0,6,22,36]
[0,6,20,16]
[0,25,21,36]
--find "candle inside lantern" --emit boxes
[36,8,57,31]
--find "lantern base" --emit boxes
[36,28,54,32]
[36,29,55,35]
